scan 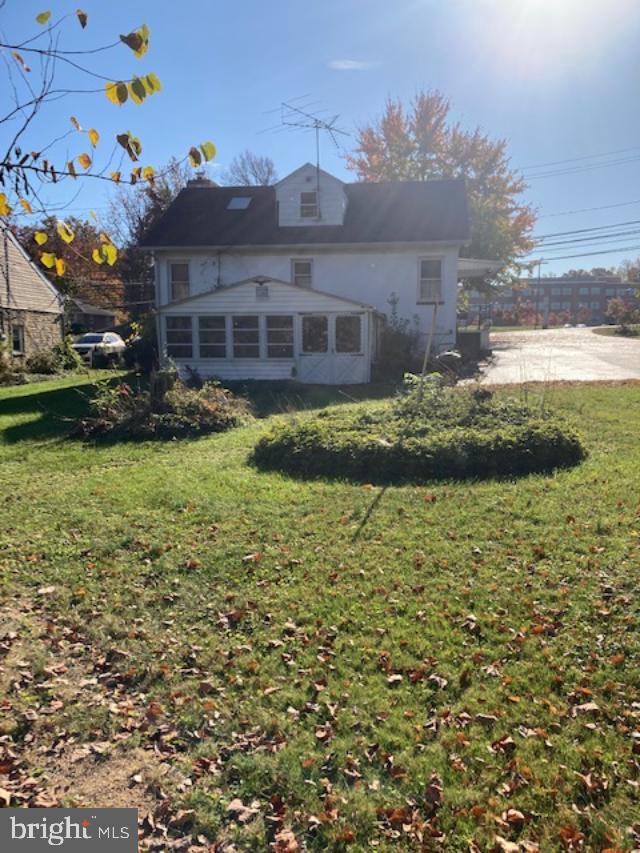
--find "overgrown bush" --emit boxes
[251,375,586,483]
[25,336,84,375]
[75,372,251,440]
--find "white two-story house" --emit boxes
[141,163,492,384]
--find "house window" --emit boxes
[266,316,294,358]
[199,316,226,358]
[233,316,259,358]
[11,324,24,355]
[300,191,318,218]
[292,259,313,288]
[302,315,328,353]
[336,315,362,353]
[579,287,589,295]
[165,316,193,358]
[227,197,252,210]
[170,262,190,301]
[418,259,442,302]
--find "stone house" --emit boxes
[0,227,63,366]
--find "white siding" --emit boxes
[155,245,458,351]
[275,164,347,226]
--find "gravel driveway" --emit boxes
[477,327,640,384]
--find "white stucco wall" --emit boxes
[275,164,347,226]
[155,244,459,351]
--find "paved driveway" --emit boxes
[477,327,640,384]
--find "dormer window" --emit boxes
[300,191,318,218]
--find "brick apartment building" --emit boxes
[467,276,639,326]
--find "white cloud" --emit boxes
[328,59,377,71]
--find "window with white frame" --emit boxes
[233,316,259,358]
[418,259,442,302]
[292,259,313,288]
[11,324,24,355]
[170,262,190,301]
[300,191,318,218]
[199,316,226,358]
[266,316,294,358]
[165,316,193,358]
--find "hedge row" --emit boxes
[251,417,586,483]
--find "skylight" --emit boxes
[227,196,252,210]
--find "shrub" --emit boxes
[26,336,84,375]
[251,378,586,483]
[75,374,251,440]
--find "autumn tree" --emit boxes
[0,9,215,277]
[222,150,278,186]
[606,296,640,333]
[346,90,536,288]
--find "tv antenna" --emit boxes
[276,98,350,208]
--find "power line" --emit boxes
[529,244,640,263]
[521,146,640,171]
[524,154,640,180]
[537,198,640,219]
[535,217,640,241]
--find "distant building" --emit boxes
[0,227,63,365]
[467,276,638,327]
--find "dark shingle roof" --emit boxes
[139,179,469,248]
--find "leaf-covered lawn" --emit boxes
[1,377,639,851]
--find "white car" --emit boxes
[72,332,126,365]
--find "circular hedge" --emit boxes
[251,386,586,484]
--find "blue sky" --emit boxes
[3,0,640,273]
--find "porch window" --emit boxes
[292,259,313,288]
[166,316,193,358]
[266,315,294,358]
[418,259,442,302]
[300,191,318,218]
[11,324,24,355]
[336,315,362,353]
[199,316,226,358]
[233,315,259,358]
[170,262,190,301]
[302,315,328,353]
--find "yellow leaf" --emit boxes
[34,231,48,246]
[76,9,88,28]
[111,171,121,183]
[55,257,66,276]
[143,73,162,94]
[128,77,146,105]
[56,220,75,244]
[70,115,81,130]
[89,210,97,221]
[105,81,128,106]
[0,193,12,217]
[188,146,202,168]
[92,247,104,265]
[99,232,111,244]
[67,160,77,179]
[78,153,92,170]
[19,199,33,214]
[36,11,51,25]
[142,165,155,182]
[12,52,31,73]
[200,141,216,162]
[104,244,118,266]
[40,252,56,269]
[88,128,99,147]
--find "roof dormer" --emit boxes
[275,163,347,227]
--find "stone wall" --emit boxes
[5,309,63,366]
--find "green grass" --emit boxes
[592,325,640,338]
[1,376,640,850]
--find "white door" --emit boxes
[333,313,368,384]
[297,313,369,384]
[298,314,333,383]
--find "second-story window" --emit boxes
[300,191,318,218]
[292,259,313,288]
[170,262,190,301]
